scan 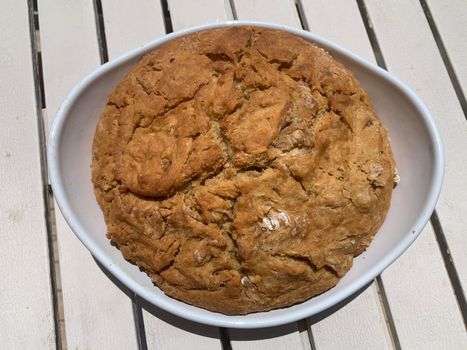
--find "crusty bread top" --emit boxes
[92,26,396,314]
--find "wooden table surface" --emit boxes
[1,0,466,349]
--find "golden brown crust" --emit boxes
[92,26,396,314]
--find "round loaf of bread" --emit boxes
[92,26,396,314]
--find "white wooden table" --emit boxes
[1,0,466,349]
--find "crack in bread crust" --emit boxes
[91,26,396,315]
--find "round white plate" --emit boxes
[48,21,443,328]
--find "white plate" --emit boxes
[47,21,444,329]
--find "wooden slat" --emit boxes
[308,285,392,349]
[229,325,309,350]
[300,2,395,347]
[426,0,467,97]
[364,0,467,347]
[101,0,166,59]
[233,0,301,27]
[38,0,138,348]
[383,225,466,348]
[39,0,99,131]
[0,1,55,348]
[100,1,222,348]
[142,305,222,350]
[299,0,375,62]
[168,0,233,29]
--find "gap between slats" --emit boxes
[161,0,174,34]
[93,0,109,64]
[295,0,309,31]
[27,0,66,349]
[228,0,238,20]
[374,277,401,350]
[32,0,46,109]
[132,298,149,350]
